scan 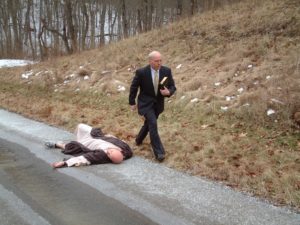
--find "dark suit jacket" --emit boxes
[129,65,176,115]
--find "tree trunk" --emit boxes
[8,0,21,56]
[121,0,128,38]
[90,3,96,49]
[190,0,197,15]
[64,0,77,53]
[99,2,107,46]
[24,0,35,58]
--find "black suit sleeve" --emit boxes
[165,68,176,97]
[159,67,176,97]
[129,69,141,105]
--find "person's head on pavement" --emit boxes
[107,148,123,164]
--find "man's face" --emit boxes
[150,54,162,71]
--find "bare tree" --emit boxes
[121,0,128,38]
[0,0,242,59]
[81,2,89,50]
[64,0,77,53]
[24,0,35,58]
[89,1,96,48]
[99,1,107,46]
[190,0,197,15]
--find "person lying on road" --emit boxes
[45,123,133,168]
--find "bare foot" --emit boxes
[51,161,66,168]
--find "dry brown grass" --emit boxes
[0,0,300,211]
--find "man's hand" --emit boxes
[130,105,137,111]
[160,87,170,96]
[51,161,67,169]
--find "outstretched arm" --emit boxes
[52,156,91,169]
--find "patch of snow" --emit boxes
[35,71,43,76]
[267,109,275,116]
[221,106,228,111]
[114,79,122,84]
[225,96,235,101]
[248,64,253,69]
[237,88,244,93]
[84,75,89,80]
[270,98,284,105]
[180,96,186,100]
[21,71,34,79]
[214,82,221,86]
[266,75,271,80]
[201,124,209,129]
[117,85,126,92]
[176,64,182,69]
[191,98,199,103]
[242,103,250,107]
[101,70,110,74]
[45,70,54,74]
[0,59,35,68]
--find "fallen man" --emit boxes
[45,123,133,168]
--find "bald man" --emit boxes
[129,51,176,161]
[46,123,133,168]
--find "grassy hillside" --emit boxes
[0,0,299,210]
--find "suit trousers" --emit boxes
[136,108,165,157]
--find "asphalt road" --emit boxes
[0,138,157,225]
[0,109,299,225]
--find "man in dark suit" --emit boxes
[129,51,176,161]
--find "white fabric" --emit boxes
[66,155,91,167]
[64,123,122,167]
[75,123,121,152]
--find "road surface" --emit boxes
[0,109,299,225]
[0,138,157,225]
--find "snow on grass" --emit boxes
[0,59,35,68]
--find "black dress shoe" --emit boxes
[45,141,56,148]
[156,154,165,162]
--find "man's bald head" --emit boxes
[107,148,124,164]
[149,51,162,71]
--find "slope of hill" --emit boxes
[0,0,299,210]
